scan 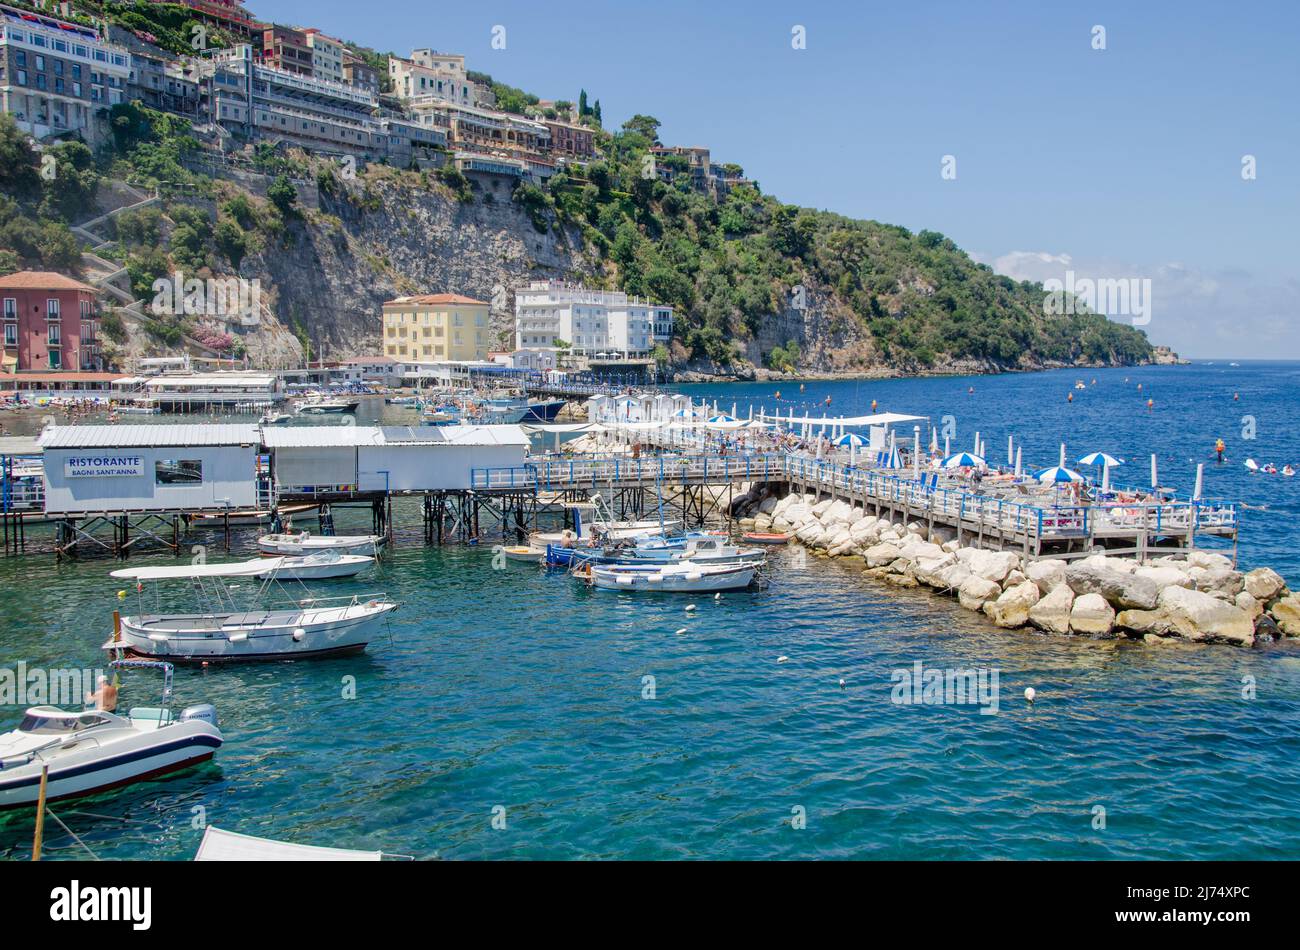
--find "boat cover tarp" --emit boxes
[196,826,383,861]
[111,558,286,581]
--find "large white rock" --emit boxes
[1187,550,1233,572]
[958,576,1002,611]
[783,502,811,524]
[1065,561,1160,610]
[1026,560,1067,594]
[1157,586,1255,646]
[1189,567,1244,597]
[1078,554,1137,574]
[983,580,1041,628]
[1270,595,1300,636]
[1069,593,1115,635]
[1134,566,1195,590]
[753,513,773,531]
[849,517,881,543]
[966,549,1021,584]
[1028,584,1074,634]
[811,498,834,517]
[864,542,902,568]
[1244,567,1286,602]
[897,538,943,562]
[937,563,972,590]
[913,554,957,587]
[822,499,854,526]
[795,522,826,546]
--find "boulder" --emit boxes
[888,557,914,576]
[966,550,1021,584]
[897,538,943,562]
[1065,561,1159,610]
[1190,567,1244,597]
[1234,591,1262,620]
[1069,593,1116,635]
[1157,586,1255,646]
[753,513,773,531]
[958,576,1002,611]
[914,554,957,587]
[811,498,834,517]
[1114,608,1172,635]
[864,542,902,568]
[1028,584,1074,634]
[1187,550,1234,572]
[1026,560,1067,594]
[1078,554,1137,574]
[1134,566,1195,590]
[983,580,1041,628]
[936,563,973,590]
[758,496,779,514]
[1269,594,1300,636]
[795,522,826,546]
[1244,567,1286,602]
[941,539,962,554]
[1003,569,1027,589]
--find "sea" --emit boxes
[1,360,1297,860]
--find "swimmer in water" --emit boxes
[1215,438,1225,463]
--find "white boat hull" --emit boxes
[589,563,756,592]
[106,602,397,662]
[0,722,221,810]
[257,534,382,556]
[257,554,373,579]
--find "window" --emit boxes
[155,460,203,485]
[14,51,24,68]
[2,298,14,319]
[4,325,15,347]
[48,323,60,345]
[46,299,60,319]
[47,349,60,369]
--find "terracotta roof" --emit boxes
[0,271,97,292]
[384,293,488,306]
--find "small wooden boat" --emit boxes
[584,559,757,593]
[500,546,544,563]
[742,532,792,545]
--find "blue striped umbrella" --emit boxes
[834,432,867,447]
[707,414,738,423]
[880,445,904,469]
[942,451,987,469]
[1036,466,1085,483]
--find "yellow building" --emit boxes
[382,293,491,362]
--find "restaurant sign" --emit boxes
[64,455,146,478]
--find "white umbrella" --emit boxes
[1036,466,1085,484]
[1150,454,1158,489]
[913,427,921,479]
[1059,443,1067,468]
[1077,452,1122,467]
[1014,445,1023,477]
[1193,463,1204,501]
[1101,462,1111,492]
[1008,435,1014,466]
[930,427,939,454]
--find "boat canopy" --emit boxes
[110,558,289,581]
[195,826,383,861]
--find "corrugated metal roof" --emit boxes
[434,425,529,447]
[259,426,382,448]
[0,436,42,455]
[38,424,261,449]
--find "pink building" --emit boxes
[0,271,102,372]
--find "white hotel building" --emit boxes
[514,280,674,361]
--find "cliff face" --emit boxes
[241,172,594,360]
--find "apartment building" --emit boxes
[197,45,446,162]
[341,54,378,94]
[0,4,130,144]
[126,49,200,115]
[168,0,264,42]
[0,271,102,373]
[389,48,478,106]
[383,293,491,363]
[513,280,673,358]
[261,24,312,76]
[543,119,595,160]
[303,29,344,85]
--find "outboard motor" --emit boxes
[180,704,219,728]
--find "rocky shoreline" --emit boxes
[734,490,1295,648]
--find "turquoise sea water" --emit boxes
[1,361,1298,860]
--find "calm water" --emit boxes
[2,362,1299,860]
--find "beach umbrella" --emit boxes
[913,427,921,480]
[1008,435,1014,466]
[942,452,987,469]
[1101,463,1111,492]
[1014,445,1023,477]
[1035,466,1085,484]
[1193,463,1204,502]
[836,431,866,466]
[880,444,904,469]
[1059,443,1067,468]
[1077,452,1122,468]
[930,427,939,454]
[707,414,738,423]
[1150,454,1158,489]
[944,434,951,458]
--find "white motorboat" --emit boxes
[257,551,374,579]
[0,660,221,811]
[612,535,767,565]
[499,545,545,563]
[295,397,360,414]
[105,561,397,663]
[257,531,383,556]
[584,559,757,592]
[260,411,294,425]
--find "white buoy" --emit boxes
[714,593,721,601]
[685,604,696,612]
[777,655,789,663]
[675,627,687,636]
[1024,687,1036,703]
[838,678,846,689]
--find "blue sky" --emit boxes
[252,0,1299,358]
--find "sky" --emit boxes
[253,0,1299,359]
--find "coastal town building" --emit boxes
[303,29,344,85]
[167,0,264,42]
[0,271,103,373]
[0,3,130,143]
[382,293,491,363]
[125,48,200,115]
[513,280,672,359]
[341,53,377,94]
[388,48,477,106]
[542,118,594,160]
[260,24,313,76]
